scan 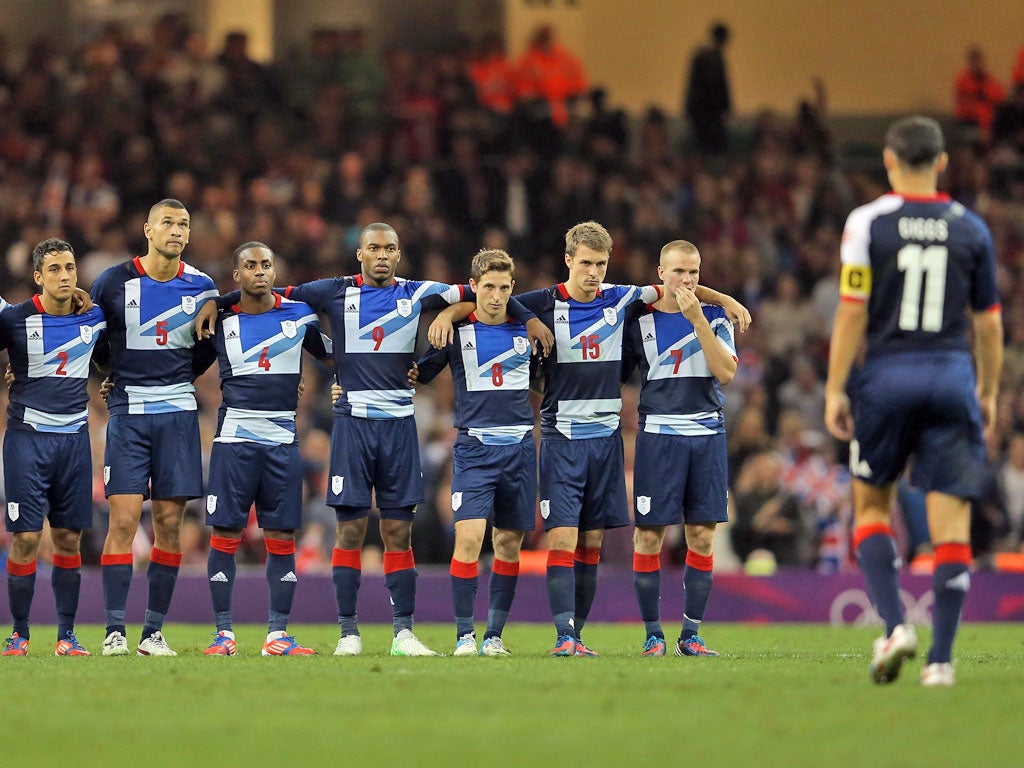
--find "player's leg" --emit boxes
[678,523,720,657]
[327,414,374,654]
[49,429,93,655]
[572,527,604,655]
[258,442,312,656]
[4,531,41,655]
[633,525,667,656]
[921,493,971,686]
[451,518,487,655]
[540,438,586,654]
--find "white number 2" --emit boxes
[897,244,947,332]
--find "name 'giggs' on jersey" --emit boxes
[518,282,661,439]
[91,257,218,414]
[0,297,106,432]
[416,314,533,445]
[214,294,332,445]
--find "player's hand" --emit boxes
[4,363,13,388]
[526,317,553,357]
[407,362,420,387]
[72,288,94,314]
[99,376,114,401]
[330,382,344,405]
[977,392,997,431]
[297,376,306,397]
[675,287,703,324]
[428,315,455,349]
[824,390,854,441]
[196,298,218,339]
[720,295,751,332]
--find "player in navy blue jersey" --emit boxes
[1,239,106,657]
[202,242,332,658]
[414,249,535,657]
[430,221,749,656]
[90,199,219,657]
[197,222,550,657]
[825,117,1003,687]
[622,240,736,658]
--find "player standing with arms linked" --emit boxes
[2,239,106,656]
[91,199,218,656]
[199,222,550,656]
[623,240,736,658]
[825,117,1002,687]
[202,243,332,657]
[414,249,535,657]
[432,221,748,656]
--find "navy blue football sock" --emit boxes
[100,555,133,636]
[265,543,297,633]
[207,540,238,632]
[331,547,362,636]
[51,555,82,641]
[573,547,601,634]
[929,545,972,664]
[546,551,576,638]
[855,528,905,636]
[384,549,417,634]
[450,559,478,638]
[6,562,36,640]
[484,560,519,640]
[682,551,714,639]
[633,553,663,639]
[142,548,181,640]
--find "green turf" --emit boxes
[2,623,1021,767]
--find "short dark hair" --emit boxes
[711,22,730,45]
[885,116,945,169]
[148,198,188,219]
[31,237,74,273]
[470,248,514,281]
[233,240,272,267]
[359,222,399,247]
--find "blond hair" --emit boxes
[565,221,612,257]
[470,248,515,281]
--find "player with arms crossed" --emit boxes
[91,198,218,656]
[414,249,535,657]
[825,116,1002,687]
[432,221,748,656]
[623,240,736,658]
[2,239,106,656]
[199,222,550,656]
[203,243,332,657]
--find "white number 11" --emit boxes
[897,244,947,332]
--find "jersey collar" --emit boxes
[231,293,281,314]
[889,192,951,203]
[355,274,397,287]
[556,282,602,300]
[133,256,185,278]
[31,295,45,314]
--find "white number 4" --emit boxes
[897,244,947,332]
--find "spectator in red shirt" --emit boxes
[514,25,588,128]
[954,46,1005,143]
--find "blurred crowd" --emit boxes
[2,16,1024,574]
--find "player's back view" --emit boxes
[825,116,1003,687]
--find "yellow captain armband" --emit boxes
[840,264,871,300]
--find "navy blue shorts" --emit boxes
[4,428,93,533]
[539,434,628,531]
[206,440,303,531]
[451,437,537,530]
[104,411,204,500]
[851,351,986,499]
[633,431,729,526]
[328,415,424,510]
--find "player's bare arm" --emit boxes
[693,285,751,332]
[676,286,737,385]
[972,308,1003,429]
[428,301,474,348]
[824,299,868,441]
[195,298,218,339]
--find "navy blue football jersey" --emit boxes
[91,257,218,414]
[416,313,534,445]
[214,294,331,445]
[840,193,1000,356]
[623,304,735,436]
[0,296,106,432]
[518,283,660,439]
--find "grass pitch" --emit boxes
[2,622,1021,767]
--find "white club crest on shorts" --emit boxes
[7,502,19,521]
[513,336,529,355]
[332,475,344,495]
[80,325,94,344]
[281,320,297,338]
[636,496,651,516]
[206,495,217,515]
[181,295,197,315]
[104,466,111,485]
[540,499,550,519]
[396,299,412,317]
[451,491,463,511]
[603,307,617,326]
